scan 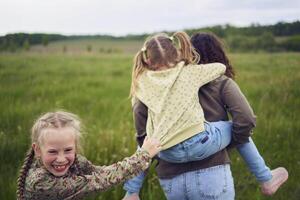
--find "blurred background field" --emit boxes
[0,37,300,200]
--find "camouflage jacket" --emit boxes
[24,149,151,200]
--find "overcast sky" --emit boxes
[1,0,299,36]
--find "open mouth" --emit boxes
[53,164,68,172]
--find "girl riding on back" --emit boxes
[123,31,288,199]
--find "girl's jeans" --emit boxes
[124,121,272,195]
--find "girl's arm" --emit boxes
[187,63,226,87]
[26,149,151,200]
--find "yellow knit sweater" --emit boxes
[135,61,226,149]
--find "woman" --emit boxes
[124,32,286,200]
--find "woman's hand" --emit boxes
[141,136,161,158]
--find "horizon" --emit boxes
[1,20,299,37]
[1,0,299,37]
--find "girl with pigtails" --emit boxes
[16,111,161,200]
[123,32,288,200]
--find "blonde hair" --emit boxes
[17,110,83,200]
[130,31,200,97]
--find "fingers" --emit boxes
[156,145,162,151]
[152,139,162,151]
[151,138,161,146]
[149,137,159,143]
[143,136,162,152]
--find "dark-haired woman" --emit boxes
[123,32,288,200]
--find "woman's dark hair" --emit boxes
[191,32,235,79]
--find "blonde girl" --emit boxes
[123,32,287,199]
[17,110,161,200]
[130,31,227,152]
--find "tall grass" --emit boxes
[0,52,299,199]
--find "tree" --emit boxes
[23,39,30,51]
[280,35,300,51]
[42,35,49,46]
[8,39,17,52]
[256,32,276,51]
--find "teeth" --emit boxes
[54,165,66,170]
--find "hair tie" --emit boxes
[169,36,174,41]
[141,47,146,52]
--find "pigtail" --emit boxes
[17,148,35,200]
[130,50,147,97]
[173,32,200,65]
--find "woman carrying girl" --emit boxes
[17,110,161,200]
[123,31,288,200]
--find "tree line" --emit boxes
[185,21,300,52]
[1,21,300,52]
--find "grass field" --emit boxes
[0,49,299,199]
[30,38,144,54]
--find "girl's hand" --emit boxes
[141,136,161,158]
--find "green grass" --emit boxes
[30,39,144,54]
[0,51,299,200]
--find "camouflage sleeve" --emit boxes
[25,149,151,200]
[75,154,97,174]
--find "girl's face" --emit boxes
[34,127,76,177]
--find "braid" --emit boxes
[17,148,35,200]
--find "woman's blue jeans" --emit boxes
[124,165,235,200]
[159,164,234,200]
[124,121,272,196]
